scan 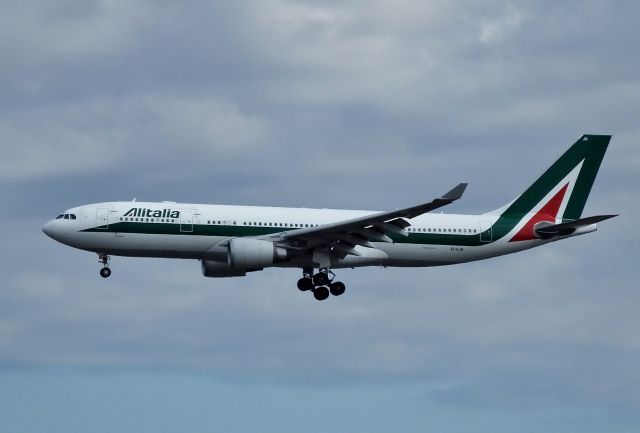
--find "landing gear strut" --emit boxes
[298,267,346,301]
[98,253,111,278]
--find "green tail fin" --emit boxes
[482,135,611,243]
[498,134,610,221]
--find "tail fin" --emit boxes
[487,134,611,242]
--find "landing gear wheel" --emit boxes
[297,277,314,291]
[313,286,330,301]
[313,272,329,286]
[98,253,111,278]
[329,281,345,296]
[100,267,111,278]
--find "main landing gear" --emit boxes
[98,253,111,278]
[297,267,346,301]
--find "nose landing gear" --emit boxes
[298,267,346,301]
[98,253,111,278]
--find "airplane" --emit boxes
[43,134,616,301]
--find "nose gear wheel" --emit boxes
[98,253,111,278]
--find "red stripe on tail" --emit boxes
[510,184,569,242]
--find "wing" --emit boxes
[264,183,468,257]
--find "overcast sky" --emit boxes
[1,1,639,432]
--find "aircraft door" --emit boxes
[479,220,492,242]
[96,208,109,229]
[180,211,193,233]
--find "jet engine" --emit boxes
[201,238,287,277]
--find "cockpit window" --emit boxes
[64,214,70,219]
[70,214,76,220]
[56,214,64,219]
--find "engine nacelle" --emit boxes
[201,259,247,277]
[229,237,285,269]
[201,238,287,278]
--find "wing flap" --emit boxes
[369,219,408,236]
[331,242,362,257]
[352,228,393,243]
[325,233,376,248]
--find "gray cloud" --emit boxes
[1,0,639,431]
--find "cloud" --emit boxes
[0,95,267,182]
[0,0,149,64]
[481,3,527,44]
[1,0,639,431]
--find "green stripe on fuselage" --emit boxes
[82,221,521,247]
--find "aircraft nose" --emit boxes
[42,220,58,239]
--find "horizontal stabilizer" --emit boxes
[535,214,617,239]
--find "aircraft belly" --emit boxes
[73,232,223,259]
[378,243,462,267]
[323,243,471,268]
[353,242,514,267]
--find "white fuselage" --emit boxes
[42,201,594,270]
